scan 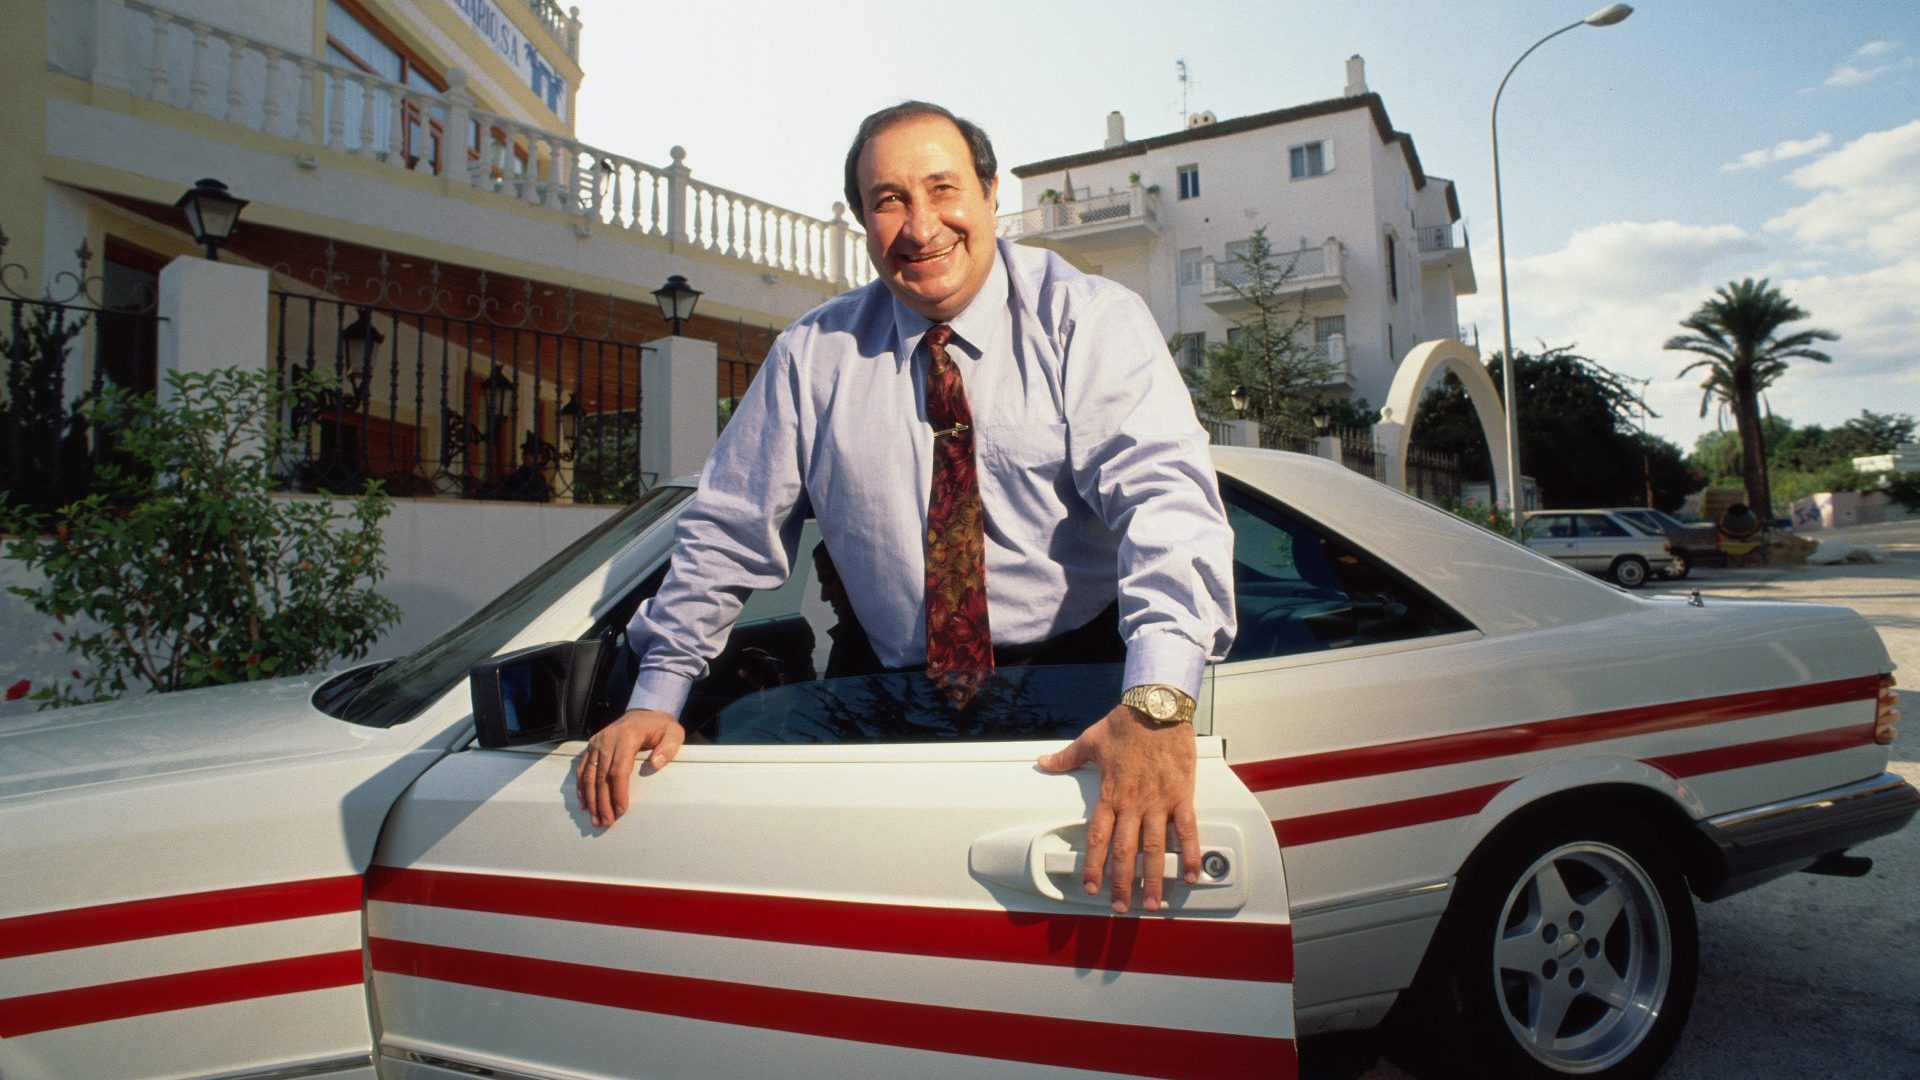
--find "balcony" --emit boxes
[1309,334,1358,390]
[997,187,1160,246]
[1417,221,1477,295]
[1200,238,1347,315]
[46,0,870,319]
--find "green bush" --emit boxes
[1445,495,1529,539]
[2,368,400,707]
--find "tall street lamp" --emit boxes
[1491,3,1632,535]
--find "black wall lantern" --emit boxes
[175,178,248,261]
[481,367,517,430]
[558,393,584,462]
[1229,384,1250,418]
[334,307,382,411]
[652,274,701,336]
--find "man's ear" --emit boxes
[986,175,999,213]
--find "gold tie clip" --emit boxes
[932,422,970,439]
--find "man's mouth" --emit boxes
[900,242,958,265]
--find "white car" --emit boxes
[1,449,1911,1080]
[1524,509,1679,588]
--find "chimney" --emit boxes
[1105,111,1126,149]
[1345,55,1368,97]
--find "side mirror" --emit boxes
[470,640,610,749]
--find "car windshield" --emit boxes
[328,487,691,728]
[1616,511,1663,536]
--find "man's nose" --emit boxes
[901,199,941,245]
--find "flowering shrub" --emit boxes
[1,368,399,707]
[1444,496,1529,539]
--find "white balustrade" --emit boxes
[108,1,862,287]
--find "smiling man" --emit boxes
[578,102,1236,914]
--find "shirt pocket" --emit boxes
[976,422,1071,539]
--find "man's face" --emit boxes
[856,115,999,323]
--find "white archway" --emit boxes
[1373,339,1511,502]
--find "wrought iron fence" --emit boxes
[1,241,164,515]
[1257,419,1314,455]
[1336,424,1380,481]
[1405,444,1462,505]
[269,267,648,504]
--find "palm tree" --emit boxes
[1664,278,1838,516]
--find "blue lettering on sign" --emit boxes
[444,0,565,118]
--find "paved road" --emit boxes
[1308,518,1920,1080]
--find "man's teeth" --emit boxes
[907,243,957,263]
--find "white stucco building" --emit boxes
[1000,57,1477,412]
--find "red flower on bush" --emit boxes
[5,679,30,701]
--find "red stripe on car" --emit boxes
[369,937,1295,1080]
[0,950,363,1037]
[0,875,363,960]
[1233,674,1881,792]
[367,866,1292,983]
[1648,723,1876,778]
[1272,781,1510,847]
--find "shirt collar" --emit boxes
[891,245,1009,364]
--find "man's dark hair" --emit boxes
[842,101,997,226]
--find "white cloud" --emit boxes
[1460,120,1920,444]
[1721,132,1832,172]
[1769,119,1920,260]
[1808,40,1916,90]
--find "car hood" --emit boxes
[0,674,382,801]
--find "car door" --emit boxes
[364,536,1297,1080]
[1528,513,1577,565]
[1572,512,1631,569]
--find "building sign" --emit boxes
[444,0,567,120]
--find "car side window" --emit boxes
[1222,479,1471,662]
[1535,515,1571,538]
[1576,515,1629,538]
[586,519,1128,745]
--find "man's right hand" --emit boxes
[575,708,685,827]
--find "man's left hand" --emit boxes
[1036,704,1200,914]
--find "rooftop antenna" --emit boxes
[1176,59,1190,127]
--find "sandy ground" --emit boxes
[1308,519,1920,1080]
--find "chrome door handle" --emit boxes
[970,822,1249,911]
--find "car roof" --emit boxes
[1209,447,1637,636]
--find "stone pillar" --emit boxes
[1310,435,1342,462]
[441,68,477,188]
[827,202,851,287]
[666,146,691,243]
[90,0,131,95]
[156,256,268,405]
[1229,419,1259,448]
[640,334,717,487]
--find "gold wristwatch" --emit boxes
[1121,684,1196,726]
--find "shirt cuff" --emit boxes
[1122,632,1208,702]
[626,668,694,717]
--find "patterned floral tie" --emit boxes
[921,324,992,705]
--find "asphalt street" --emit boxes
[1307,518,1920,1080]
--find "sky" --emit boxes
[571,0,1920,452]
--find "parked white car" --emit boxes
[1,449,1910,1080]
[1524,509,1679,588]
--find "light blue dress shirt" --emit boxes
[626,240,1236,717]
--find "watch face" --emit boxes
[1146,687,1176,719]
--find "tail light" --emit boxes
[1876,674,1901,746]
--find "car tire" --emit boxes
[1667,552,1691,580]
[1385,810,1698,1080]
[1609,556,1650,589]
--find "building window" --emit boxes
[1177,165,1201,200]
[325,0,448,168]
[1289,141,1330,180]
[1175,333,1206,369]
[1385,234,1399,301]
[1314,316,1345,343]
[1178,248,1203,286]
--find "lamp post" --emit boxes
[652,274,701,336]
[1229,384,1250,418]
[1491,3,1632,535]
[174,178,248,261]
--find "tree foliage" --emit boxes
[1183,228,1341,428]
[1411,346,1702,511]
[1664,278,1839,514]
[1688,410,1914,508]
[2,368,400,707]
